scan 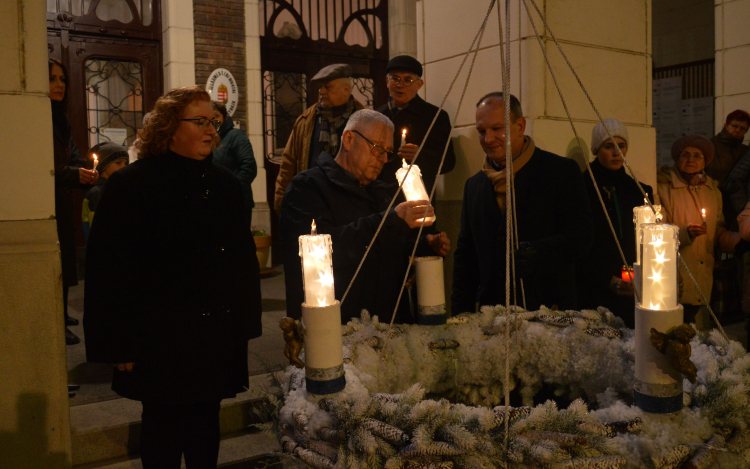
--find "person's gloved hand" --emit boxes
[513,242,538,280]
[609,276,635,297]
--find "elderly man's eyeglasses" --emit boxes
[387,75,418,87]
[180,117,221,131]
[351,130,395,162]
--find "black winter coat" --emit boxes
[576,159,653,327]
[53,127,87,288]
[452,147,593,314]
[83,151,262,403]
[376,95,456,195]
[280,153,433,324]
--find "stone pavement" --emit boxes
[66,268,289,407]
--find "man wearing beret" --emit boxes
[274,64,365,212]
[376,55,456,196]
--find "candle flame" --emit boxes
[311,219,317,235]
[702,208,706,215]
[402,128,407,137]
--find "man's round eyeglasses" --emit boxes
[180,118,221,131]
[387,75,418,87]
[351,130,396,162]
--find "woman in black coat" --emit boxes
[577,119,653,328]
[49,58,97,344]
[83,86,262,468]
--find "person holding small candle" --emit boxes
[81,142,129,240]
[656,135,740,328]
[452,93,593,314]
[576,119,653,327]
[48,58,97,345]
[280,109,450,323]
[375,55,456,196]
[84,86,262,468]
[274,64,365,213]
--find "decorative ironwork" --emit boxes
[350,77,374,109]
[261,0,387,52]
[263,71,308,163]
[84,58,144,148]
[47,0,159,40]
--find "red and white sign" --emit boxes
[206,68,239,116]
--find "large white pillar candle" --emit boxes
[414,256,446,325]
[639,223,679,311]
[298,220,335,307]
[395,160,436,223]
[302,301,345,396]
[633,200,662,264]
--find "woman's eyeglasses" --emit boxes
[180,117,221,131]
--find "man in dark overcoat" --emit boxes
[376,55,456,196]
[83,87,262,468]
[451,93,593,314]
[280,109,450,324]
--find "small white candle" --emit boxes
[400,128,407,148]
[640,223,679,311]
[298,220,335,307]
[701,208,707,225]
[395,159,436,223]
[633,199,662,264]
[92,153,98,173]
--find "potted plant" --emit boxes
[252,228,272,271]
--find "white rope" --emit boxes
[340,0,495,307]
[501,0,513,449]
[522,0,728,341]
[388,0,497,328]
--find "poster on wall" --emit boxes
[206,68,239,117]
[100,127,129,146]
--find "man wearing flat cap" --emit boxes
[274,64,365,212]
[376,55,456,196]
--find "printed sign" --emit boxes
[206,68,239,117]
[100,127,129,146]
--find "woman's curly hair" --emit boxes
[135,86,216,159]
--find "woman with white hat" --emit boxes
[577,118,653,327]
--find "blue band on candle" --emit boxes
[633,390,682,414]
[306,375,346,395]
[418,313,448,325]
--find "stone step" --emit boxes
[71,373,279,468]
[73,430,283,468]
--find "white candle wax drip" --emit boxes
[395,160,436,223]
[299,220,336,307]
[633,200,662,264]
[640,223,679,311]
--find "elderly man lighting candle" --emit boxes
[656,135,740,328]
[280,109,450,324]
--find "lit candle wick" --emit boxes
[92,153,98,173]
[311,219,317,236]
[701,208,707,224]
[400,128,407,148]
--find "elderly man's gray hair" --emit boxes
[344,109,394,133]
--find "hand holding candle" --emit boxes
[395,160,436,224]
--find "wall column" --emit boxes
[389,0,418,58]
[0,1,71,467]
[714,0,750,136]
[162,0,197,91]
[245,0,270,232]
